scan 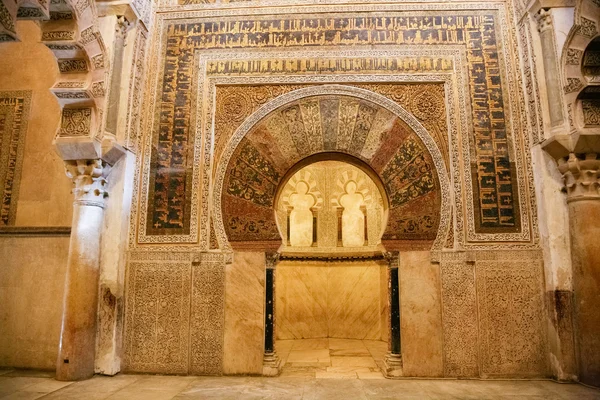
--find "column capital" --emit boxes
[265,252,280,270]
[64,159,108,208]
[542,133,600,202]
[115,16,130,39]
[384,251,400,269]
[536,8,554,33]
[558,153,600,202]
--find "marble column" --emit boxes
[535,8,564,127]
[263,252,282,376]
[56,160,107,381]
[558,153,600,387]
[383,251,403,377]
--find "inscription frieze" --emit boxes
[148,12,519,239]
[0,91,31,226]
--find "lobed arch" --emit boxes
[561,0,600,131]
[213,84,451,253]
[274,153,390,247]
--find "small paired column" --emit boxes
[383,251,403,377]
[361,205,368,246]
[263,252,282,376]
[336,207,343,247]
[56,160,108,381]
[311,207,318,247]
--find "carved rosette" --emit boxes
[558,153,600,202]
[64,159,107,208]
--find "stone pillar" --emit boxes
[558,153,600,386]
[535,8,564,127]
[263,252,282,376]
[56,160,107,381]
[383,251,402,377]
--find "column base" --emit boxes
[382,353,403,378]
[262,352,282,377]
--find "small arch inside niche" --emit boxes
[275,152,389,257]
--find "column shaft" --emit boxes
[383,252,402,377]
[264,268,275,354]
[263,252,282,376]
[568,199,600,385]
[389,267,401,355]
[56,160,107,381]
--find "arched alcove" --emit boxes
[214,85,450,252]
[275,155,388,253]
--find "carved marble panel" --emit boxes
[59,108,92,137]
[189,253,225,375]
[476,251,547,376]
[123,256,191,374]
[440,253,479,377]
[0,91,31,226]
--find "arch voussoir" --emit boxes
[214,84,451,253]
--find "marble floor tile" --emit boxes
[301,379,369,400]
[0,392,49,400]
[276,339,295,352]
[0,374,599,399]
[291,338,329,351]
[330,356,377,368]
[279,367,320,378]
[0,378,47,393]
[361,379,432,398]
[286,349,331,365]
[328,339,371,356]
[329,338,368,350]
[36,374,143,400]
[2,371,54,379]
[20,379,72,393]
[315,370,357,379]
[356,370,386,380]
[363,339,388,357]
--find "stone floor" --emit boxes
[1,367,600,399]
[277,338,388,379]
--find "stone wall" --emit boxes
[276,260,387,341]
[118,0,551,380]
[0,235,69,369]
[0,21,72,226]
[0,21,72,370]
